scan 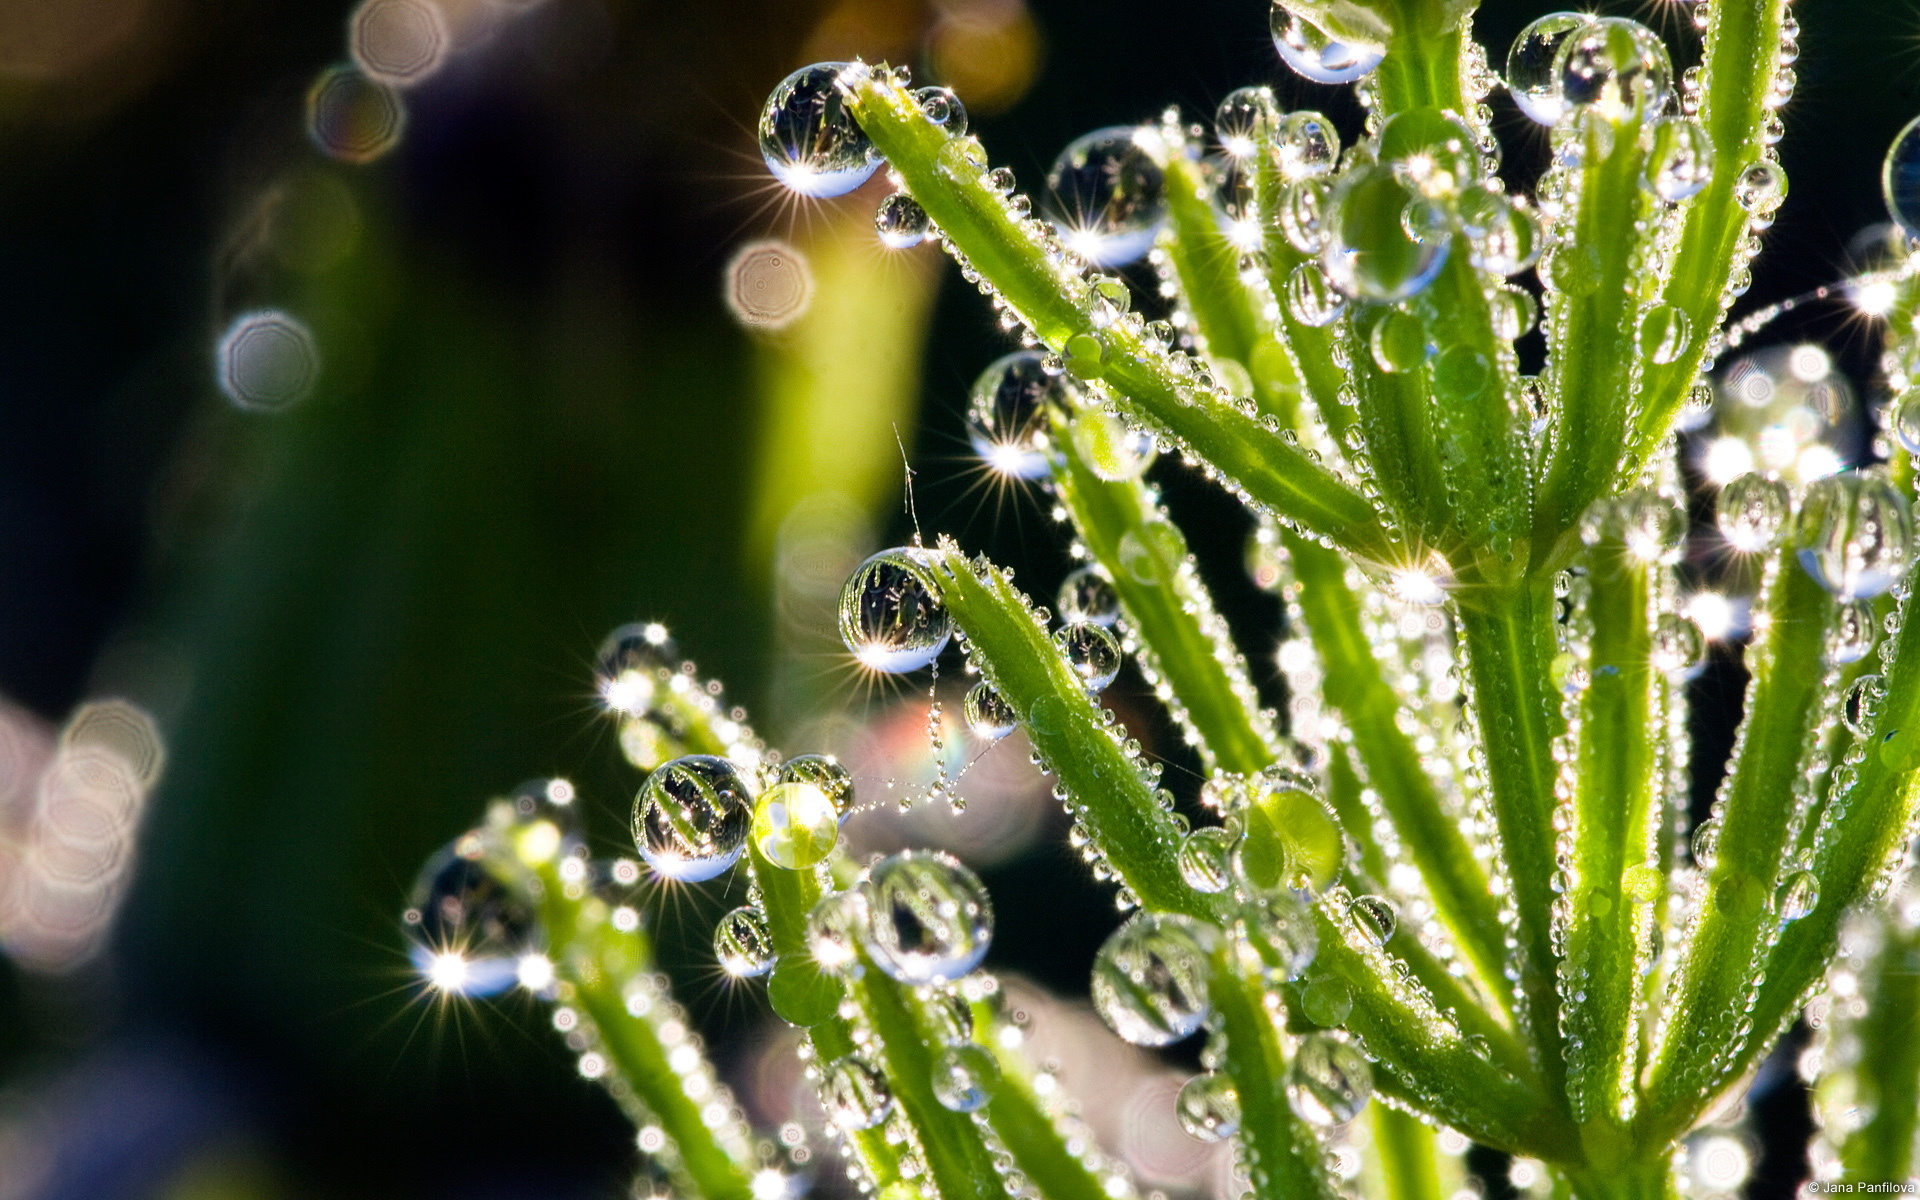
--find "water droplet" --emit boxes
[780,755,856,818]
[1055,623,1123,692]
[1275,111,1340,180]
[1433,346,1492,402]
[716,906,776,977]
[931,1042,999,1112]
[1324,166,1450,302]
[1347,894,1397,945]
[1280,179,1332,256]
[840,549,952,672]
[1830,601,1876,665]
[1044,127,1167,267]
[1844,674,1886,735]
[1640,305,1692,366]
[1716,473,1791,553]
[632,755,754,882]
[1776,870,1819,923]
[1734,160,1787,215]
[1090,912,1217,1045]
[1891,393,1920,455]
[1285,261,1346,327]
[915,86,966,135]
[404,840,539,996]
[1178,827,1237,894]
[968,351,1064,480]
[1215,86,1279,159]
[1369,310,1432,374]
[1271,4,1384,84]
[1379,108,1481,196]
[754,781,842,870]
[1555,18,1672,124]
[1287,1033,1372,1125]
[1794,472,1914,601]
[807,888,869,974]
[1246,895,1319,981]
[1070,409,1157,481]
[876,194,931,249]
[823,1055,893,1131]
[1691,817,1722,869]
[216,311,320,411]
[1176,1072,1241,1142]
[595,622,678,716]
[306,65,405,165]
[1301,976,1353,1026]
[1058,566,1122,626]
[1508,12,1595,126]
[861,851,994,984]
[761,64,881,198]
[1591,489,1687,563]
[925,990,975,1044]
[1652,614,1706,677]
[964,681,1018,741]
[1646,117,1715,201]
[1493,286,1538,340]
[1886,115,1920,235]
[1464,195,1542,276]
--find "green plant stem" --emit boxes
[1836,915,1920,1184]
[971,1002,1128,1200]
[1372,1103,1447,1200]
[1251,139,1352,448]
[1561,1156,1679,1200]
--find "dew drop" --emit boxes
[1271,4,1384,84]
[1347,894,1397,946]
[1465,196,1542,277]
[1555,18,1672,124]
[861,851,994,985]
[1324,166,1450,302]
[964,680,1018,741]
[1640,305,1693,366]
[1055,623,1123,693]
[1090,912,1217,1046]
[1433,346,1492,402]
[1369,310,1432,374]
[1844,674,1886,736]
[1715,473,1791,553]
[1891,392,1920,455]
[1178,827,1237,894]
[1379,108,1481,196]
[594,622,678,716]
[968,351,1063,480]
[753,781,841,870]
[1794,471,1914,601]
[1275,111,1341,180]
[1177,1072,1241,1143]
[1493,286,1538,340]
[1043,127,1167,268]
[632,755,754,882]
[715,906,776,977]
[1288,1033,1372,1125]
[1829,600,1876,665]
[1246,895,1319,982]
[1646,117,1715,202]
[1280,179,1332,256]
[1507,12,1595,126]
[1215,86,1279,159]
[823,1055,894,1131]
[216,310,320,411]
[915,86,966,135]
[404,841,539,996]
[1734,160,1787,215]
[1070,410,1157,481]
[780,755,856,819]
[1058,566,1122,627]
[1301,976,1353,1026]
[1886,115,1920,235]
[1285,261,1347,327]
[931,1042,1000,1112]
[807,888,870,975]
[876,194,931,249]
[1691,817,1722,869]
[761,64,881,198]
[1776,870,1819,923]
[1652,614,1706,678]
[840,549,952,673]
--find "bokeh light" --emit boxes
[726,241,814,331]
[214,310,320,411]
[306,64,407,164]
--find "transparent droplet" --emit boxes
[1602,489,1688,564]
[1640,305,1692,366]
[1301,976,1353,1026]
[404,840,539,996]
[823,1055,893,1131]
[876,193,931,249]
[1246,894,1319,981]
[1288,1033,1372,1125]
[1776,870,1819,923]
[1467,197,1542,276]
[1829,600,1877,665]
[931,1042,999,1112]
[1794,472,1914,601]
[761,63,881,198]
[1886,115,1920,235]
[1275,111,1340,180]
[1891,393,1920,455]
[1734,160,1787,215]
[1271,5,1384,84]
[1507,12,1595,126]
[1652,614,1706,678]
[1493,286,1538,340]
[1280,179,1332,256]
[840,549,952,672]
[1716,473,1791,553]
[1176,1072,1241,1143]
[1646,117,1715,202]
[1433,346,1492,402]
[215,310,320,411]
[807,888,870,974]
[1324,166,1450,302]
[632,755,754,882]
[915,86,967,136]
[1058,566,1122,626]
[1369,310,1432,374]
[1844,674,1886,736]
[861,851,994,984]
[1379,108,1482,196]
[1347,894,1397,946]
[1055,623,1123,692]
[753,781,842,869]
[779,754,856,819]
[968,351,1061,480]
[1090,912,1216,1046]
[1044,127,1167,267]
[1215,86,1279,159]
[964,681,1018,741]
[715,906,776,977]
[1178,827,1237,894]
[1555,18,1672,124]
[594,622,678,716]
[1691,817,1722,869]
[1071,409,1157,481]
[1285,261,1347,327]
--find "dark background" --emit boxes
[0,0,1908,1195]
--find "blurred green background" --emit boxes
[0,0,1912,1196]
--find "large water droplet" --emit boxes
[807,888,869,974]
[1885,114,1920,236]
[1347,894,1397,945]
[1652,614,1706,678]
[1247,894,1319,981]
[632,755,754,882]
[1646,117,1714,202]
[1176,1072,1241,1143]
[1776,870,1819,923]
[760,64,881,198]
[753,780,842,869]
[1286,262,1347,327]
[780,754,856,819]
[964,681,1018,742]
[1691,817,1722,869]
[1829,600,1877,665]
[1071,410,1157,481]
[1288,1033,1372,1125]
[715,905,776,977]
[1301,976,1353,1026]
[861,851,994,984]
[1215,86,1279,160]
[1508,12,1595,126]
[876,193,931,249]
[1275,111,1340,180]
[1323,166,1450,302]
[1493,286,1538,340]
[1055,623,1123,692]
[931,1042,1000,1112]
[1090,912,1217,1046]
[1716,473,1791,553]
[968,351,1062,480]
[1271,4,1384,84]
[1555,18,1672,124]
[1058,566,1122,627]
[404,840,539,996]
[1844,674,1886,735]
[1178,827,1237,894]
[1044,127,1167,267]
[1794,472,1914,601]
[1379,108,1482,196]
[1369,310,1432,374]
[823,1055,894,1131]
[1640,305,1692,366]
[1734,161,1787,215]
[595,622,678,717]
[840,549,952,672]
[1891,393,1920,455]
[915,86,966,135]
